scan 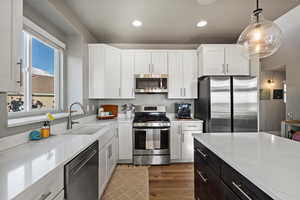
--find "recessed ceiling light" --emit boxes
[197,20,208,27]
[132,20,143,27]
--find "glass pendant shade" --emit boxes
[237,13,283,58]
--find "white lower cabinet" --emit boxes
[118,121,133,162]
[99,147,108,197]
[170,122,182,160]
[14,167,64,200]
[98,127,118,198]
[170,121,203,162]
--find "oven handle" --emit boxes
[133,128,170,131]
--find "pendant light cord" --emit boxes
[253,0,262,22]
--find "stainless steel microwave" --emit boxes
[135,74,168,94]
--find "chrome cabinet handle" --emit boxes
[227,64,229,73]
[222,64,226,74]
[16,59,23,87]
[184,88,186,96]
[197,169,208,183]
[38,192,51,200]
[149,64,151,73]
[232,181,252,200]
[196,148,207,159]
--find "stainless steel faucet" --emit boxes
[67,102,86,129]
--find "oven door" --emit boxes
[133,128,170,155]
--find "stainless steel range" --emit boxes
[133,105,170,165]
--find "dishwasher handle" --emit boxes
[72,149,97,176]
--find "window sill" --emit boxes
[7,112,83,128]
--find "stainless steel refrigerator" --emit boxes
[194,76,258,133]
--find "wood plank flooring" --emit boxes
[149,164,194,200]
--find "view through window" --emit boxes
[7,31,62,113]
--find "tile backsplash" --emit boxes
[97,94,194,113]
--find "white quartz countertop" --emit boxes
[194,132,300,200]
[0,120,117,200]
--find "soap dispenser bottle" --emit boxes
[41,121,51,138]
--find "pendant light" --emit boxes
[237,0,283,58]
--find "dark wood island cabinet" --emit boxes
[194,139,273,200]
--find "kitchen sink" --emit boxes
[65,124,107,135]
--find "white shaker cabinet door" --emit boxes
[99,148,108,197]
[118,122,133,160]
[181,131,194,162]
[226,45,250,76]
[168,53,183,99]
[182,52,198,99]
[170,122,182,160]
[151,52,168,74]
[89,45,105,98]
[202,46,225,76]
[104,46,121,98]
[134,52,151,74]
[121,52,135,98]
[0,0,23,92]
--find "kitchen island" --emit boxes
[194,132,300,200]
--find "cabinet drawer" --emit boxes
[14,167,64,200]
[194,139,221,176]
[194,157,222,200]
[182,122,203,131]
[221,182,240,200]
[221,163,273,200]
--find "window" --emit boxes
[7,30,64,114]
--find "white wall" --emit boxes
[259,70,286,131]
[262,5,300,119]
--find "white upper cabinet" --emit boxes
[182,53,198,98]
[104,46,121,98]
[198,44,250,77]
[168,51,198,99]
[134,52,151,74]
[134,51,168,74]
[151,52,168,74]
[225,45,250,75]
[0,0,23,92]
[201,46,225,76]
[89,44,135,99]
[121,52,135,98]
[168,53,183,98]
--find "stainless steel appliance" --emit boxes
[175,103,192,119]
[65,141,99,200]
[135,74,168,93]
[194,76,258,133]
[133,105,170,165]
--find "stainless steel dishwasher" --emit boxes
[65,141,99,200]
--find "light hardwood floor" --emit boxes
[149,164,194,200]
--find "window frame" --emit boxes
[8,19,65,118]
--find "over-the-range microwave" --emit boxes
[135,74,168,94]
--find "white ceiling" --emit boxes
[36,0,300,43]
